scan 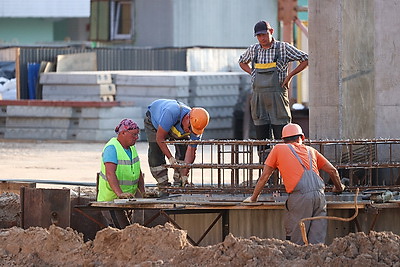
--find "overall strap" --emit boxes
[273,41,280,62]
[251,44,260,70]
[287,144,312,170]
[175,100,186,125]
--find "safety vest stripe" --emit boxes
[150,165,166,172]
[117,156,139,165]
[255,62,276,69]
[99,171,139,186]
[170,126,190,138]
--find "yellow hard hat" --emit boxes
[281,123,305,139]
[189,108,210,135]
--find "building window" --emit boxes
[110,0,133,40]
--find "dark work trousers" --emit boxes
[144,113,187,185]
[101,210,130,229]
[255,124,284,163]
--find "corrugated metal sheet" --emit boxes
[169,208,400,246]
[0,47,17,61]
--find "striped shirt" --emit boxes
[238,39,308,83]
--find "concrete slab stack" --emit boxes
[113,71,190,109]
[0,100,141,141]
[1,71,253,141]
[40,72,116,102]
[187,72,245,139]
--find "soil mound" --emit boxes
[0,223,400,266]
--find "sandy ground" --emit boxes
[0,139,161,187]
[0,139,247,188]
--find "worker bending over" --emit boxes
[144,99,209,187]
[244,123,345,245]
[97,118,145,228]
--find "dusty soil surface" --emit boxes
[0,140,151,186]
[0,140,210,186]
[1,193,400,267]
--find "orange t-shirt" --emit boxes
[265,143,329,193]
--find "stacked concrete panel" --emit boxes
[15,70,253,141]
[40,72,116,102]
[113,71,190,110]
[0,101,141,141]
[187,72,244,139]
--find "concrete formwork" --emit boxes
[309,0,400,140]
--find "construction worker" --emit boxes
[144,99,210,187]
[243,123,345,245]
[97,118,145,228]
[238,20,308,161]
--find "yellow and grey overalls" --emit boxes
[251,42,291,129]
[251,42,291,162]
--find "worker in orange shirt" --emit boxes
[244,123,345,245]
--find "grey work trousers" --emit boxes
[101,210,130,229]
[285,145,327,245]
[285,190,327,245]
[144,113,187,185]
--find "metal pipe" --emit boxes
[0,179,96,187]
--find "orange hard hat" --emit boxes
[281,123,305,139]
[189,108,210,135]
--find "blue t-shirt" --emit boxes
[103,145,132,164]
[148,99,201,145]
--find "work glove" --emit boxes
[182,175,189,186]
[168,157,177,165]
[243,196,257,203]
[332,183,346,193]
[118,192,134,199]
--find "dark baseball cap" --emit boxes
[254,21,272,36]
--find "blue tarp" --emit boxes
[27,62,40,99]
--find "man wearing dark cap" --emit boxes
[238,20,308,161]
[97,118,145,228]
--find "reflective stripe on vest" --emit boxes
[98,172,139,186]
[97,137,140,201]
[170,126,190,138]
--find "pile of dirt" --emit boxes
[1,192,400,266]
[0,192,20,228]
[1,223,400,266]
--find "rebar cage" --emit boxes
[165,139,400,191]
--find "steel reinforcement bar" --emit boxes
[164,139,400,191]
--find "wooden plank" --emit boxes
[21,188,70,229]
[0,181,35,194]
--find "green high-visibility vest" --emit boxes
[97,138,140,201]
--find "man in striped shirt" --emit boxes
[238,20,308,161]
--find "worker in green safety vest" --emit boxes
[97,118,145,228]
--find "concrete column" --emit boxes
[374,0,400,138]
[307,0,400,139]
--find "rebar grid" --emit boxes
[165,139,400,190]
